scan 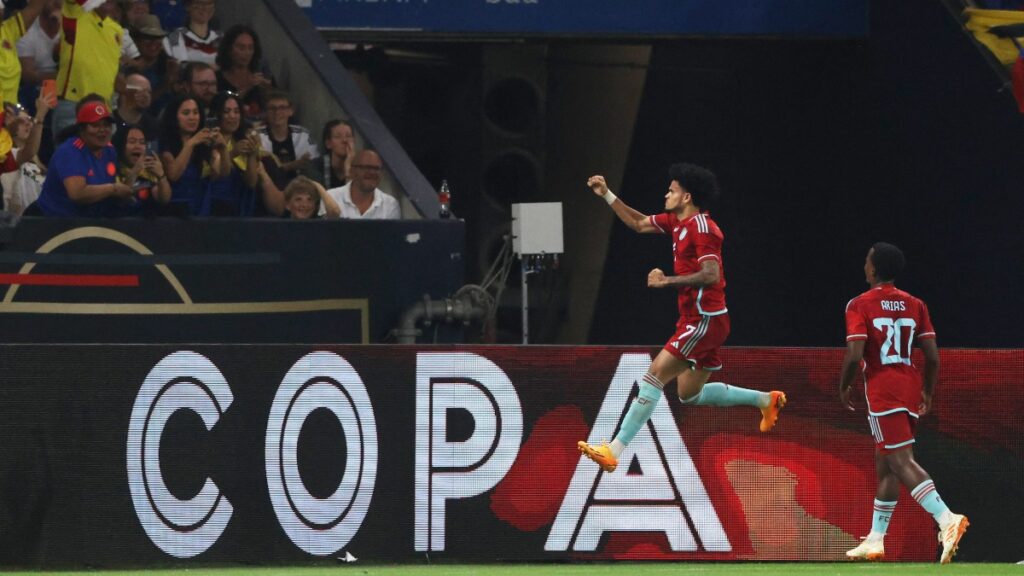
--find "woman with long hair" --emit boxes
[113,124,171,216]
[320,119,354,189]
[204,91,263,215]
[215,25,273,121]
[158,93,230,215]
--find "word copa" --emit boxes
[127,351,726,558]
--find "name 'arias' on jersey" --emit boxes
[845,283,936,415]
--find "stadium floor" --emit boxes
[7,563,1021,576]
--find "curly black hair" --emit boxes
[668,163,720,209]
[870,242,905,282]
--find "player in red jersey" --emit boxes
[577,163,786,473]
[840,242,968,563]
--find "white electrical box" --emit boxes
[512,202,564,255]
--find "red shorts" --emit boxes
[869,411,918,454]
[663,313,730,371]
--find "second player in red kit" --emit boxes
[841,242,968,563]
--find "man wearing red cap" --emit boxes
[34,95,135,216]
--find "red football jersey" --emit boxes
[649,211,727,319]
[845,283,936,416]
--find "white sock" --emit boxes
[609,438,625,457]
[938,510,956,528]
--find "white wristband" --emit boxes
[604,189,618,205]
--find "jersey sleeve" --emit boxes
[692,216,723,264]
[299,129,320,160]
[916,299,936,340]
[648,212,672,234]
[845,298,868,342]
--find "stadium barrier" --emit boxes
[0,345,1019,566]
[0,219,464,344]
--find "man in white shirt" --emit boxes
[319,149,400,219]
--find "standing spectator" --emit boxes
[180,61,217,114]
[203,91,261,216]
[127,14,176,115]
[163,0,218,67]
[16,0,60,106]
[112,73,160,140]
[216,24,272,121]
[52,0,125,140]
[258,90,318,183]
[113,123,170,215]
[317,118,354,189]
[34,97,134,217]
[1,0,45,105]
[318,149,400,219]
[157,93,229,215]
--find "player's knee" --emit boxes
[679,390,702,404]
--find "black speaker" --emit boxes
[477,45,547,276]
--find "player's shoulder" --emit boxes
[846,289,874,312]
[685,212,721,234]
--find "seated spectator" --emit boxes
[180,61,218,115]
[203,91,262,216]
[258,90,319,184]
[158,93,230,215]
[280,176,340,220]
[1,0,44,105]
[52,0,126,141]
[16,0,60,108]
[216,24,273,121]
[319,149,400,219]
[127,14,177,115]
[317,119,354,189]
[0,95,49,214]
[113,73,160,140]
[33,97,135,217]
[113,123,170,215]
[163,0,219,67]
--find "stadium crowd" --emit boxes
[0,0,400,219]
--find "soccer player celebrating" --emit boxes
[577,164,786,473]
[840,242,968,563]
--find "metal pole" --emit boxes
[521,256,529,344]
